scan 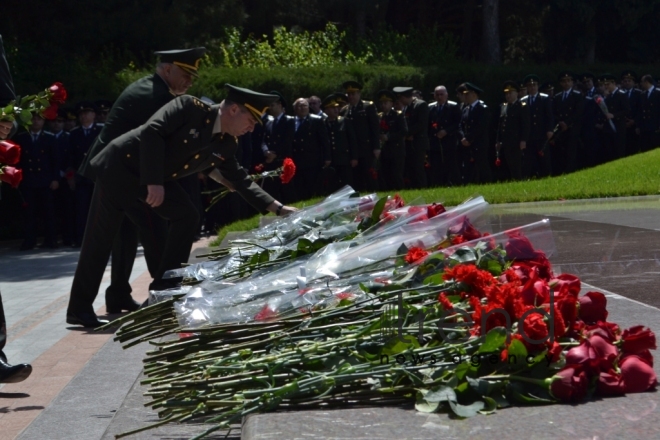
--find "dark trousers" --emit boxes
[640,132,660,152]
[602,130,626,162]
[74,183,94,245]
[351,156,379,193]
[284,167,318,203]
[333,164,354,191]
[461,144,492,184]
[56,182,75,245]
[404,146,427,189]
[67,180,199,315]
[22,186,56,245]
[552,132,580,175]
[502,142,523,181]
[381,155,405,191]
[429,144,460,187]
[625,126,639,156]
[523,139,552,178]
[0,290,6,361]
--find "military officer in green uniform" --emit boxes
[339,81,380,192]
[66,85,296,327]
[377,90,407,190]
[322,93,358,192]
[496,81,530,181]
[77,47,205,314]
[394,86,429,189]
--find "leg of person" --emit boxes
[43,187,57,247]
[105,216,142,313]
[20,187,37,250]
[428,150,442,187]
[411,148,428,188]
[67,183,126,327]
[0,289,32,383]
[505,143,523,181]
[445,145,461,186]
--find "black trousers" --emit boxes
[523,139,552,178]
[0,290,6,361]
[461,144,492,184]
[74,183,93,245]
[502,142,523,181]
[404,145,427,189]
[551,132,580,175]
[429,144,460,187]
[601,129,626,162]
[55,182,75,245]
[22,186,56,245]
[67,180,199,315]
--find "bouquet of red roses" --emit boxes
[0,139,22,188]
[1,82,67,127]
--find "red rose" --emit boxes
[549,365,589,403]
[551,273,581,298]
[254,163,264,173]
[620,355,657,393]
[578,291,608,324]
[0,140,21,165]
[404,246,428,264]
[48,82,67,103]
[42,103,59,120]
[427,203,445,219]
[566,334,617,372]
[505,231,542,261]
[597,368,625,396]
[495,158,501,167]
[280,158,296,184]
[556,295,578,333]
[0,166,22,188]
[448,216,482,241]
[621,325,657,355]
[520,278,550,307]
[585,321,620,342]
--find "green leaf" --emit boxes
[424,385,457,402]
[370,196,389,224]
[422,273,445,286]
[448,399,484,418]
[415,398,440,413]
[380,334,420,356]
[19,109,33,125]
[455,362,471,381]
[479,396,498,415]
[467,377,501,397]
[484,259,503,276]
[477,327,509,354]
[257,249,270,264]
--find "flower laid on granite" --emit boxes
[1,81,68,126]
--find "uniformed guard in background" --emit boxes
[394,86,429,189]
[620,70,642,156]
[49,108,75,246]
[636,74,660,152]
[540,82,555,99]
[260,91,294,202]
[322,93,358,192]
[552,72,584,175]
[597,74,630,162]
[95,100,112,124]
[339,81,380,192]
[521,74,554,178]
[63,108,78,132]
[459,82,492,184]
[376,90,407,191]
[496,80,530,181]
[15,114,60,250]
[579,73,601,169]
[428,85,462,187]
[77,47,206,314]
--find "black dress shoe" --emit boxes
[0,359,32,383]
[66,311,109,328]
[106,298,141,314]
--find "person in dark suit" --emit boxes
[496,81,530,181]
[77,48,205,314]
[0,34,33,383]
[459,82,492,184]
[394,86,429,189]
[579,73,601,169]
[339,81,381,192]
[428,85,462,186]
[15,114,60,250]
[66,85,297,327]
[49,109,75,246]
[620,70,643,156]
[377,90,407,191]
[289,97,331,202]
[552,72,584,175]
[596,74,630,162]
[636,74,660,152]
[322,93,358,192]
[260,91,294,202]
[521,74,554,178]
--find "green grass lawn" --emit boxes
[211,149,660,245]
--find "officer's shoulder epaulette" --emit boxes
[191,96,212,111]
[43,130,54,136]
[337,115,343,121]
[309,113,322,121]
[616,89,627,94]
[571,90,581,95]
[585,96,593,100]
[521,101,527,106]
[363,100,374,106]
[264,114,274,122]
[539,93,548,97]
[377,112,383,117]
[95,123,104,127]
[447,100,457,105]
[396,110,403,114]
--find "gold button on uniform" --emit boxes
[172,173,177,177]
[194,154,199,159]
[184,140,187,143]
[184,164,189,169]
[126,154,131,158]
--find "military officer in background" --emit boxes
[15,114,60,250]
[260,91,294,202]
[597,74,630,162]
[322,93,358,192]
[459,82,492,184]
[552,72,584,175]
[308,95,327,120]
[49,108,76,246]
[77,48,205,314]
[95,100,112,124]
[496,81,530,181]
[376,90,407,190]
[67,85,297,327]
[521,74,554,178]
[289,97,331,202]
[339,81,380,192]
[579,72,601,168]
[63,108,78,132]
[540,82,555,99]
[394,86,429,189]
[428,85,461,187]
[620,70,642,156]
[636,74,660,152]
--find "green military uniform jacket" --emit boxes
[90,95,274,213]
[79,73,174,180]
[340,100,380,159]
[379,109,407,161]
[325,116,359,166]
[497,100,530,146]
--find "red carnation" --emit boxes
[42,103,59,120]
[48,82,67,103]
[0,140,21,165]
[404,246,428,264]
[369,167,378,180]
[280,158,296,184]
[0,166,22,188]
[495,158,501,167]
[380,119,389,131]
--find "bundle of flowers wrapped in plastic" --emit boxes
[109,218,656,440]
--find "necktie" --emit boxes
[531,96,535,106]
[84,128,89,137]
[32,133,38,143]
[563,92,568,101]
[295,118,302,132]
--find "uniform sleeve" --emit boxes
[544,97,555,133]
[139,96,195,186]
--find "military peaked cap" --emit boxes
[95,100,113,112]
[502,80,519,93]
[269,90,288,111]
[620,70,637,81]
[224,84,279,124]
[599,73,617,83]
[322,94,341,108]
[581,72,596,81]
[461,82,484,95]
[523,74,540,85]
[377,89,396,102]
[392,86,413,96]
[342,80,362,92]
[75,101,96,114]
[154,47,207,77]
[558,71,576,81]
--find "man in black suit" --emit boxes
[496,81,530,181]
[636,74,660,152]
[289,97,331,202]
[49,109,76,246]
[579,73,601,169]
[552,72,584,175]
[260,91,294,202]
[621,70,643,156]
[521,74,554,178]
[323,93,358,192]
[428,85,462,186]
[596,74,630,162]
[376,90,407,191]
[459,82,492,184]
[15,114,60,250]
[395,86,429,189]
[67,85,297,327]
